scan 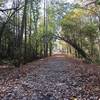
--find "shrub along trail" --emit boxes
[0,54,100,100]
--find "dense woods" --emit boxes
[0,0,100,67]
[0,0,53,67]
[0,0,100,99]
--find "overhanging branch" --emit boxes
[85,1,96,6]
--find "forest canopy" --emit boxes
[0,0,99,67]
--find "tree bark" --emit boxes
[58,36,93,63]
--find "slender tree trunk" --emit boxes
[15,0,28,67]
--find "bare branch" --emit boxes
[0,7,17,12]
[85,0,96,6]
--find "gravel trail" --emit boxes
[0,54,100,100]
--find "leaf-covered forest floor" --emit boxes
[0,54,100,100]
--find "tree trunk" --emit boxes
[59,36,93,63]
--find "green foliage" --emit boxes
[96,0,100,5]
[61,6,100,63]
[0,0,100,65]
[81,23,97,39]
